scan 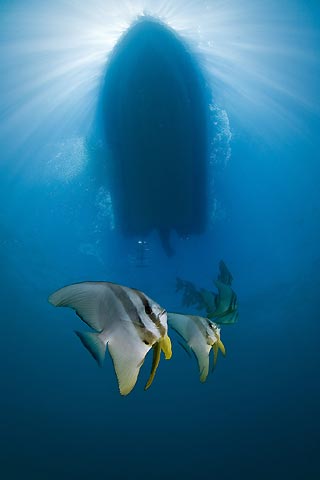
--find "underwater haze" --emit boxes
[1,0,320,479]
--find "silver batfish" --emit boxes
[49,282,172,395]
[168,313,225,382]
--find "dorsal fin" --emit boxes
[49,282,111,331]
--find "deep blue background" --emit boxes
[0,1,320,479]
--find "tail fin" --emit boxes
[75,331,106,367]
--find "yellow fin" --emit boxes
[212,343,219,368]
[161,334,172,360]
[218,339,226,356]
[144,342,161,391]
[200,367,208,383]
[144,335,172,391]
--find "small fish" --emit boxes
[168,313,225,383]
[175,261,238,324]
[217,260,233,286]
[209,280,238,324]
[199,288,216,317]
[48,282,172,396]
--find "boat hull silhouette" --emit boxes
[100,17,209,254]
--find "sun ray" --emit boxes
[0,0,319,180]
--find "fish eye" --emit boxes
[145,305,153,315]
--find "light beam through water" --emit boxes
[0,0,319,182]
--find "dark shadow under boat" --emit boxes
[98,16,210,255]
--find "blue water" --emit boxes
[1,1,320,479]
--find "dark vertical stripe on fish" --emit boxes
[133,289,166,337]
[107,284,156,345]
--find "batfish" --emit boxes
[209,280,238,324]
[49,282,172,395]
[168,313,225,382]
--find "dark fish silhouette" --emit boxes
[176,260,238,324]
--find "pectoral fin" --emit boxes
[218,339,226,356]
[161,334,172,360]
[212,338,226,370]
[145,342,161,391]
[145,334,172,391]
[212,343,219,368]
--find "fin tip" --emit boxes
[75,330,106,367]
